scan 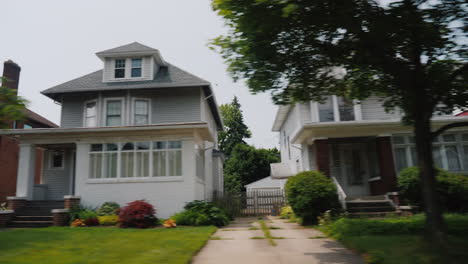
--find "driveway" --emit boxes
[192,216,364,264]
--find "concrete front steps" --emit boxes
[346,195,399,218]
[8,200,64,228]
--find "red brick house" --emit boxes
[0,60,58,202]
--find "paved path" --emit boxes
[192,216,364,264]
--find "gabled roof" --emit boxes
[41,63,210,95]
[96,42,158,55]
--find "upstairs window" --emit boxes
[84,101,97,127]
[131,58,142,77]
[114,59,126,78]
[105,99,123,126]
[318,96,356,122]
[133,99,149,125]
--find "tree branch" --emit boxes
[450,63,468,82]
[432,122,468,138]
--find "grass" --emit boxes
[250,236,266,239]
[308,236,327,239]
[248,226,260,230]
[318,214,468,264]
[259,220,277,246]
[339,234,468,264]
[269,226,281,229]
[0,226,216,264]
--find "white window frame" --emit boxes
[314,95,362,122]
[83,99,98,127]
[48,150,65,170]
[393,133,468,174]
[114,59,126,79]
[103,97,125,127]
[87,140,183,183]
[131,98,151,125]
[130,58,143,78]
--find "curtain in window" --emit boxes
[85,102,97,127]
[318,96,334,122]
[89,153,102,178]
[136,152,149,177]
[433,146,443,169]
[103,153,117,178]
[152,151,166,176]
[134,100,148,125]
[394,148,407,172]
[337,97,355,121]
[106,101,122,126]
[445,145,461,171]
[121,152,134,177]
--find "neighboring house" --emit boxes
[1,43,224,218]
[271,96,468,205]
[0,60,58,203]
[245,176,286,193]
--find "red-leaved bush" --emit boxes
[84,218,100,226]
[118,200,157,228]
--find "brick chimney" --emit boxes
[2,60,21,94]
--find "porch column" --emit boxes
[16,143,36,199]
[315,139,330,176]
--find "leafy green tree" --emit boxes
[211,0,467,245]
[218,96,251,157]
[224,144,280,192]
[0,77,26,128]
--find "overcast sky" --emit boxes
[0,0,279,149]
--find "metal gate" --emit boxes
[212,190,286,217]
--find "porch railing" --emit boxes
[331,176,347,210]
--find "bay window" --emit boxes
[89,140,182,180]
[105,99,123,126]
[393,133,468,173]
[84,101,97,127]
[133,99,149,125]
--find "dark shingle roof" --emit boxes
[96,42,159,55]
[41,63,210,95]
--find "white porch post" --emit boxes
[16,143,36,199]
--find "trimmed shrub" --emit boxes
[285,171,340,225]
[171,200,229,227]
[96,202,120,216]
[98,215,119,226]
[321,214,468,238]
[398,167,468,212]
[279,206,294,219]
[118,200,157,228]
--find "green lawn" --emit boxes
[0,226,216,264]
[317,214,468,264]
[339,234,468,264]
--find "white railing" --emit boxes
[331,176,347,210]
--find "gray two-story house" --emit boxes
[3,42,224,218]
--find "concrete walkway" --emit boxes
[192,216,364,264]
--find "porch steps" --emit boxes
[346,196,399,218]
[8,200,63,228]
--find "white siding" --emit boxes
[279,106,303,174]
[299,103,312,125]
[360,96,402,121]
[74,139,198,219]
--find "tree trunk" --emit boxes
[413,115,447,248]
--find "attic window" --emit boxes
[114,59,125,78]
[131,58,142,77]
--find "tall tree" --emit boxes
[218,96,252,157]
[211,0,467,246]
[224,144,280,192]
[0,77,26,128]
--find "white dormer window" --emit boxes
[84,100,97,127]
[131,58,142,77]
[115,59,126,78]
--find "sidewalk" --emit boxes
[192,216,364,264]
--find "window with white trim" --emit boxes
[89,141,182,179]
[131,58,142,77]
[105,99,123,126]
[114,59,126,78]
[84,101,97,127]
[393,133,468,173]
[318,96,356,122]
[49,151,64,169]
[133,99,149,125]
